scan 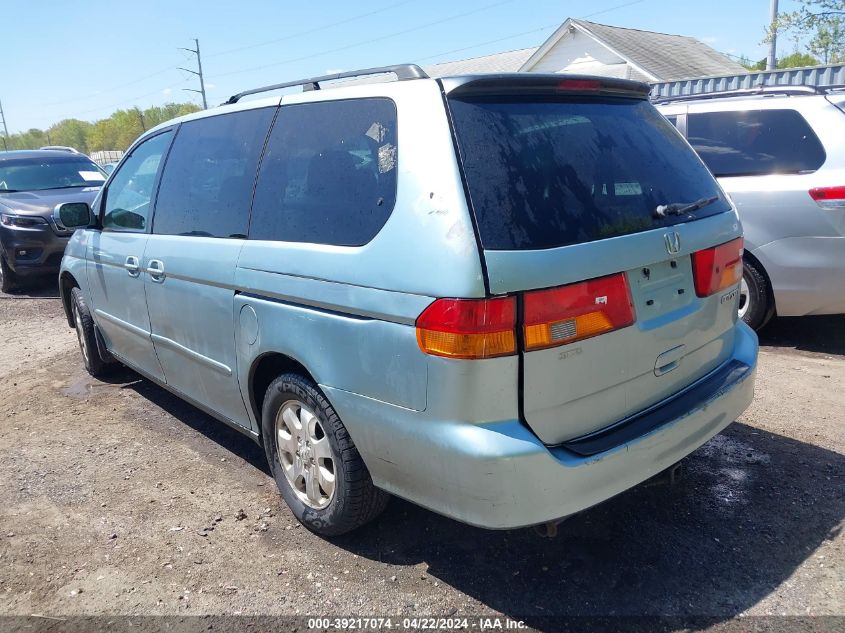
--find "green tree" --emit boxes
[774,0,845,35]
[808,16,845,62]
[3,102,202,153]
[777,51,822,67]
[47,119,93,154]
[768,1,845,62]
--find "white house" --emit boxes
[424,18,745,82]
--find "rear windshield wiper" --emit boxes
[654,196,719,218]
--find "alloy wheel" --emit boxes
[274,400,335,509]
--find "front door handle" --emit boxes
[124,255,140,277]
[147,259,166,282]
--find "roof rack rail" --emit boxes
[652,85,823,104]
[223,64,429,104]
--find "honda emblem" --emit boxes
[664,231,681,254]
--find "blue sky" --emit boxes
[3,0,804,133]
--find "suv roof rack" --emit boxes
[652,85,825,104]
[224,64,429,104]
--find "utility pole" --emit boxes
[0,99,9,151]
[179,38,208,109]
[767,0,779,71]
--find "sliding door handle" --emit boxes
[147,259,166,282]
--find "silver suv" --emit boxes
[657,87,845,329]
[57,67,758,535]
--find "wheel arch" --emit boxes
[743,250,777,318]
[248,352,319,439]
[59,271,79,328]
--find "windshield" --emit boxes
[448,96,731,250]
[0,155,106,192]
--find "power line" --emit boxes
[179,38,208,109]
[205,0,415,59]
[37,1,415,112]
[40,66,176,109]
[209,0,517,80]
[62,79,191,119]
[416,0,648,65]
[28,0,650,130]
[582,0,647,20]
[415,25,557,63]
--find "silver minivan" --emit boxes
[57,67,758,535]
[657,87,845,329]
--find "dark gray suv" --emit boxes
[0,150,105,292]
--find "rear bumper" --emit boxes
[753,236,845,316]
[324,322,758,529]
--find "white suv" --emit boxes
[658,87,845,329]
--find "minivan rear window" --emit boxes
[687,109,826,177]
[448,97,731,251]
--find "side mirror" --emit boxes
[54,202,94,231]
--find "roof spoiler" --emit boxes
[441,74,651,99]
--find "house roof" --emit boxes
[521,19,746,81]
[424,47,538,77]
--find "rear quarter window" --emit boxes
[687,109,826,177]
[249,98,397,247]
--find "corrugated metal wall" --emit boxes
[650,63,845,98]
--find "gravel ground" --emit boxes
[0,280,842,630]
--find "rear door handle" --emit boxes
[124,255,141,277]
[147,259,166,282]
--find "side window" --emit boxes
[687,109,826,177]
[102,130,173,232]
[664,115,678,127]
[250,98,398,246]
[153,108,274,238]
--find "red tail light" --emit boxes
[809,186,845,209]
[522,273,635,351]
[692,237,744,297]
[416,297,517,359]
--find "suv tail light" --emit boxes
[523,273,635,351]
[809,186,845,209]
[692,237,744,297]
[416,297,516,359]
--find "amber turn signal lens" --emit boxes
[522,273,635,351]
[416,296,517,359]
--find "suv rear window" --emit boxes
[687,109,826,177]
[449,97,730,251]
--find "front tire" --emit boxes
[262,373,389,536]
[0,256,17,293]
[70,287,114,377]
[738,259,774,330]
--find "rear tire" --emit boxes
[0,256,17,293]
[70,287,114,377]
[739,259,773,330]
[262,373,389,536]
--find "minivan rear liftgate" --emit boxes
[441,75,746,447]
